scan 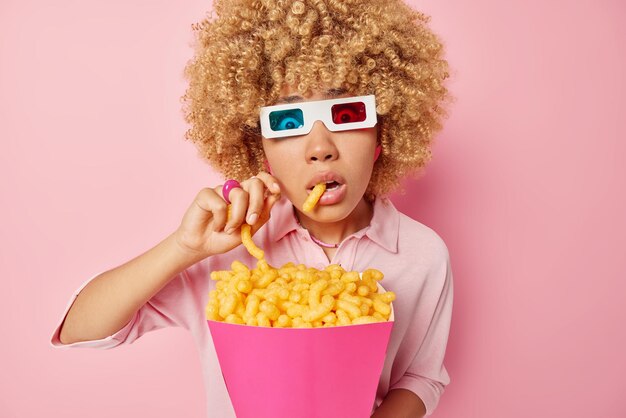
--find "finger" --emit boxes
[254,171,281,194]
[243,177,265,225]
[196,188,228,231]
[212,184,242,232]
[251,190,282,235]
[210,201,229,233]
[223,187,248,233]
[266,191,281,215]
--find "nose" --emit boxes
[305,120,338,163]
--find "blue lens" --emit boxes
[269,109,304,132]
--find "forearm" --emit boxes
[59,231,203,344]
[371,389,426,418]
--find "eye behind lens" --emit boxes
[269,109,304,132]
[331,102,366,125]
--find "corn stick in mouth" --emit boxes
[303,183,326,212]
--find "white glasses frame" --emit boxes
[259,94,377,139]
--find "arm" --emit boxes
[377,241,454,416]
[371,389,426,418]
[57,176,281,345]
[58,232,203,344]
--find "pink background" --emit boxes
[1,0,624,416]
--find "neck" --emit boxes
[294,198,374,246]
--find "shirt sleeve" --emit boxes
[50,267,191,350]
[389,247,454,416]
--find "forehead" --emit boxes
[275,85,350,105]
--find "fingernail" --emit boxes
[272,183,280,193]
[248,213,258,225]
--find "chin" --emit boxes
[300,200,359,222]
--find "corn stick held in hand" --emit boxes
[241,224,264,260]
[226,204,265,260]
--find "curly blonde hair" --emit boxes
[181,0,453,202]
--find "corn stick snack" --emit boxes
[225,204,265,259]
[207,259,394,327]
[206,221,395,327]
[302,182,326,212]
[240,224,264,260]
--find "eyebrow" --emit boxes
[275,88,347,104]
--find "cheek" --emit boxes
[344,129,378,159]
[343,140,377,165]
[262,141,296,176]
[261,140,276,165]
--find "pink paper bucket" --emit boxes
[207,283,394,418]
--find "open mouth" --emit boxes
[308,180,342,192]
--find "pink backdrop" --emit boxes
[1,0,624,416]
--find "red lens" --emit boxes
[331,101,366,124]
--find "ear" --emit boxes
[264,159,274,175]
[374,145,382,162]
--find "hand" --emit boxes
[173,171,281,260]
[370,389,426,418]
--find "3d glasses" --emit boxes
[259,95,377,139]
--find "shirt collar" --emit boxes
[268,196,399,253]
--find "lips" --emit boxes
[305,171,347,191]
